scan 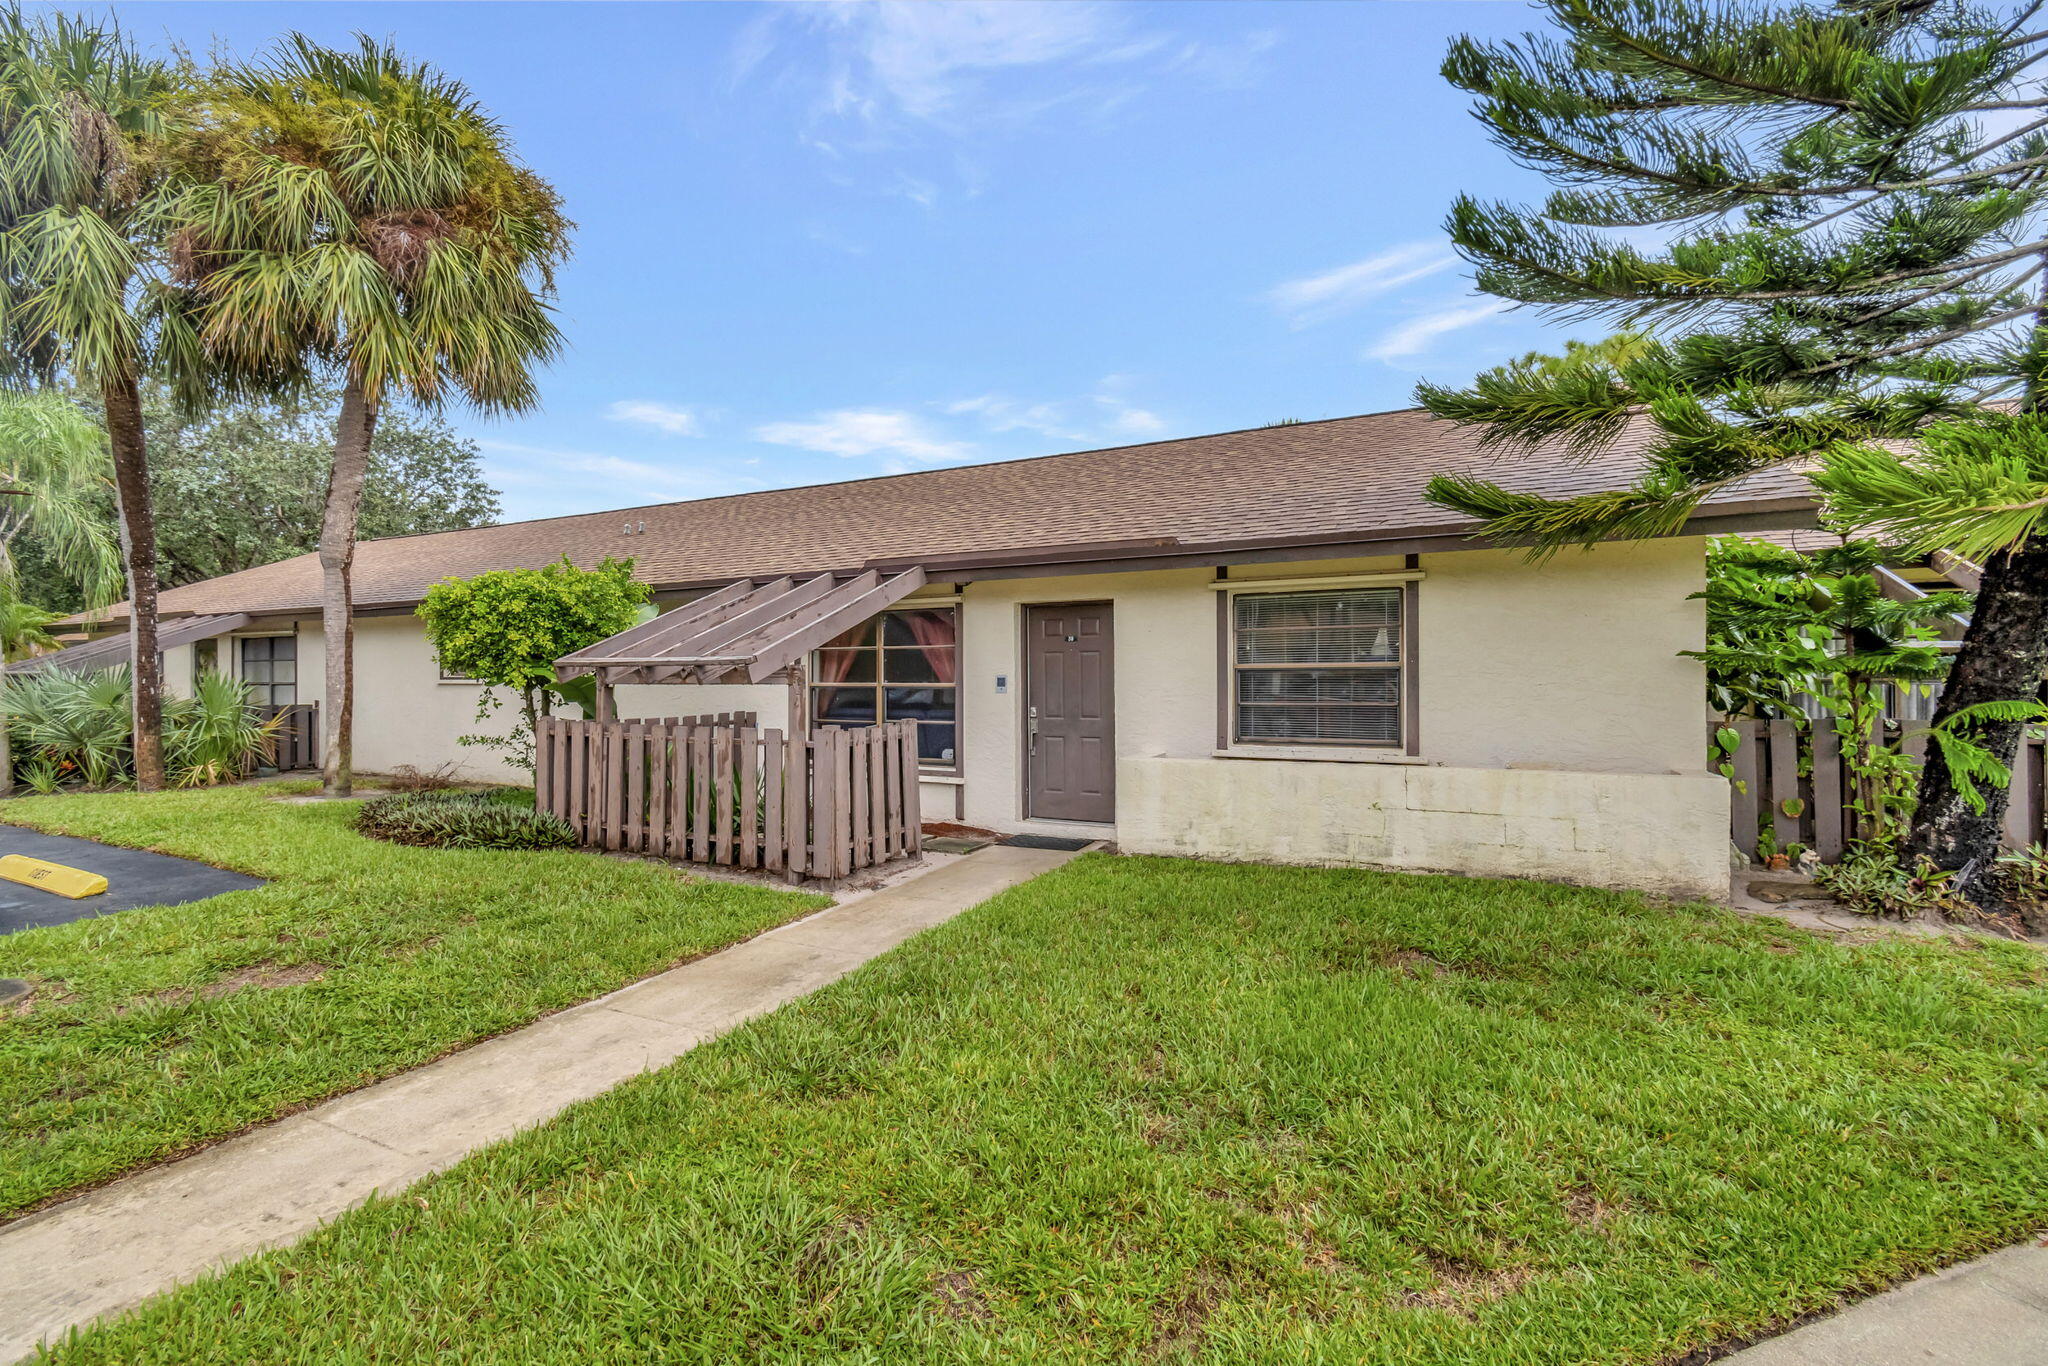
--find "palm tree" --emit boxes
[0,599,62,662]
[0,11,183,790]
[172,36,568,796]
[0,389,123,793]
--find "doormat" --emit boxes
[1001,835,1097,852]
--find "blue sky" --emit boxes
[89,0,1577,524]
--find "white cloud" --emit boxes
[1092,373,1167,439]
[1104,404,1166,437]
[475,439,764,518]
[1267,244,1459,327]
[943,393,1085,441]
[1366,300,1511,363]
[735,0,1270,159]
[811,1,1140,123]
[943,377,1170,446]
[753,408,972,464]
[605,400,700,436]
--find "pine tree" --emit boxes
[1419,0,2048,908]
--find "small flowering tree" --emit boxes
[416,557,649,772]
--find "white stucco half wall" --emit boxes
[1116,757,1730,900]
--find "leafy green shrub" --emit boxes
[354,790,577,851]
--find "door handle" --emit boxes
[1028,705,1039,756]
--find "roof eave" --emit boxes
[68,495,1823,625]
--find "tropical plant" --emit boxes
[1813,847,1974,924]
[168,35,568,799]
[5,665,276,789]
[0,390,120,607]
[0,388,125,794]
[354,789,573,851]
[15,383,500,612]
[0,599,60,662]
[15,756,60,794]
[0,10,187,790]
[416,557,649,774]
[1694,535,1968,847]
[1417,1,2048,910]
[164,670,280,786]
[7,666,135,789]
[1990,841,2048,935]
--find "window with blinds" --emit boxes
[1232,587,1403,746]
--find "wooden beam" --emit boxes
[1873,565,1971,640]
[739,567,928,682]
[557,579,765,670]
[656,574,841,660]
[1930,549,1984,593]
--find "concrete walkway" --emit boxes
[0,844,1076,1363]
[1724,1237,2048,1365]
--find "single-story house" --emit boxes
[54,408,1816,899]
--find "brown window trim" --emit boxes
[1215,573,1420,757]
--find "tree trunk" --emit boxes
[102,369,163,792]
[0,675,11,798]
[1900,534,2048,903]
[319,379,379,797]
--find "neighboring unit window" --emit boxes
[239,635,297,707]
[811,606,958,767]
[1232,587,1403,746]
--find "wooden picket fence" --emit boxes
[1719,717,2048,865]
[535,713,922,881]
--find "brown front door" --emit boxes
[1025,603,1115,823]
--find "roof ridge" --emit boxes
[361,406,1432,548]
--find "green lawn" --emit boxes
[29,854,2048,1365]
[0,781,825,1218]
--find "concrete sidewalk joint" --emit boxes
[0,844,1075,1363]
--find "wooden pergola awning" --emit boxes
[4,613,254,675]
[556,567,928,688]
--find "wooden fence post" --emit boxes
[1812,723,1844,863]
[902,720,923,857]
[787,733,810,879]
[757,733,778,872]
[739,724,760,869]
[713,725,736,865]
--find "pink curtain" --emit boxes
[903,611,956,683]
[814,648,860,684]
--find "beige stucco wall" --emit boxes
[276,617,523,782]
[953,537,1722,898]
[245,537,1722,894]
[161,643,195,701]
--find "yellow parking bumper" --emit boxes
[0,854,108,899]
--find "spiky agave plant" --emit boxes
[164,36,568,799]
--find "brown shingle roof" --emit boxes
[111,407,1816,622]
